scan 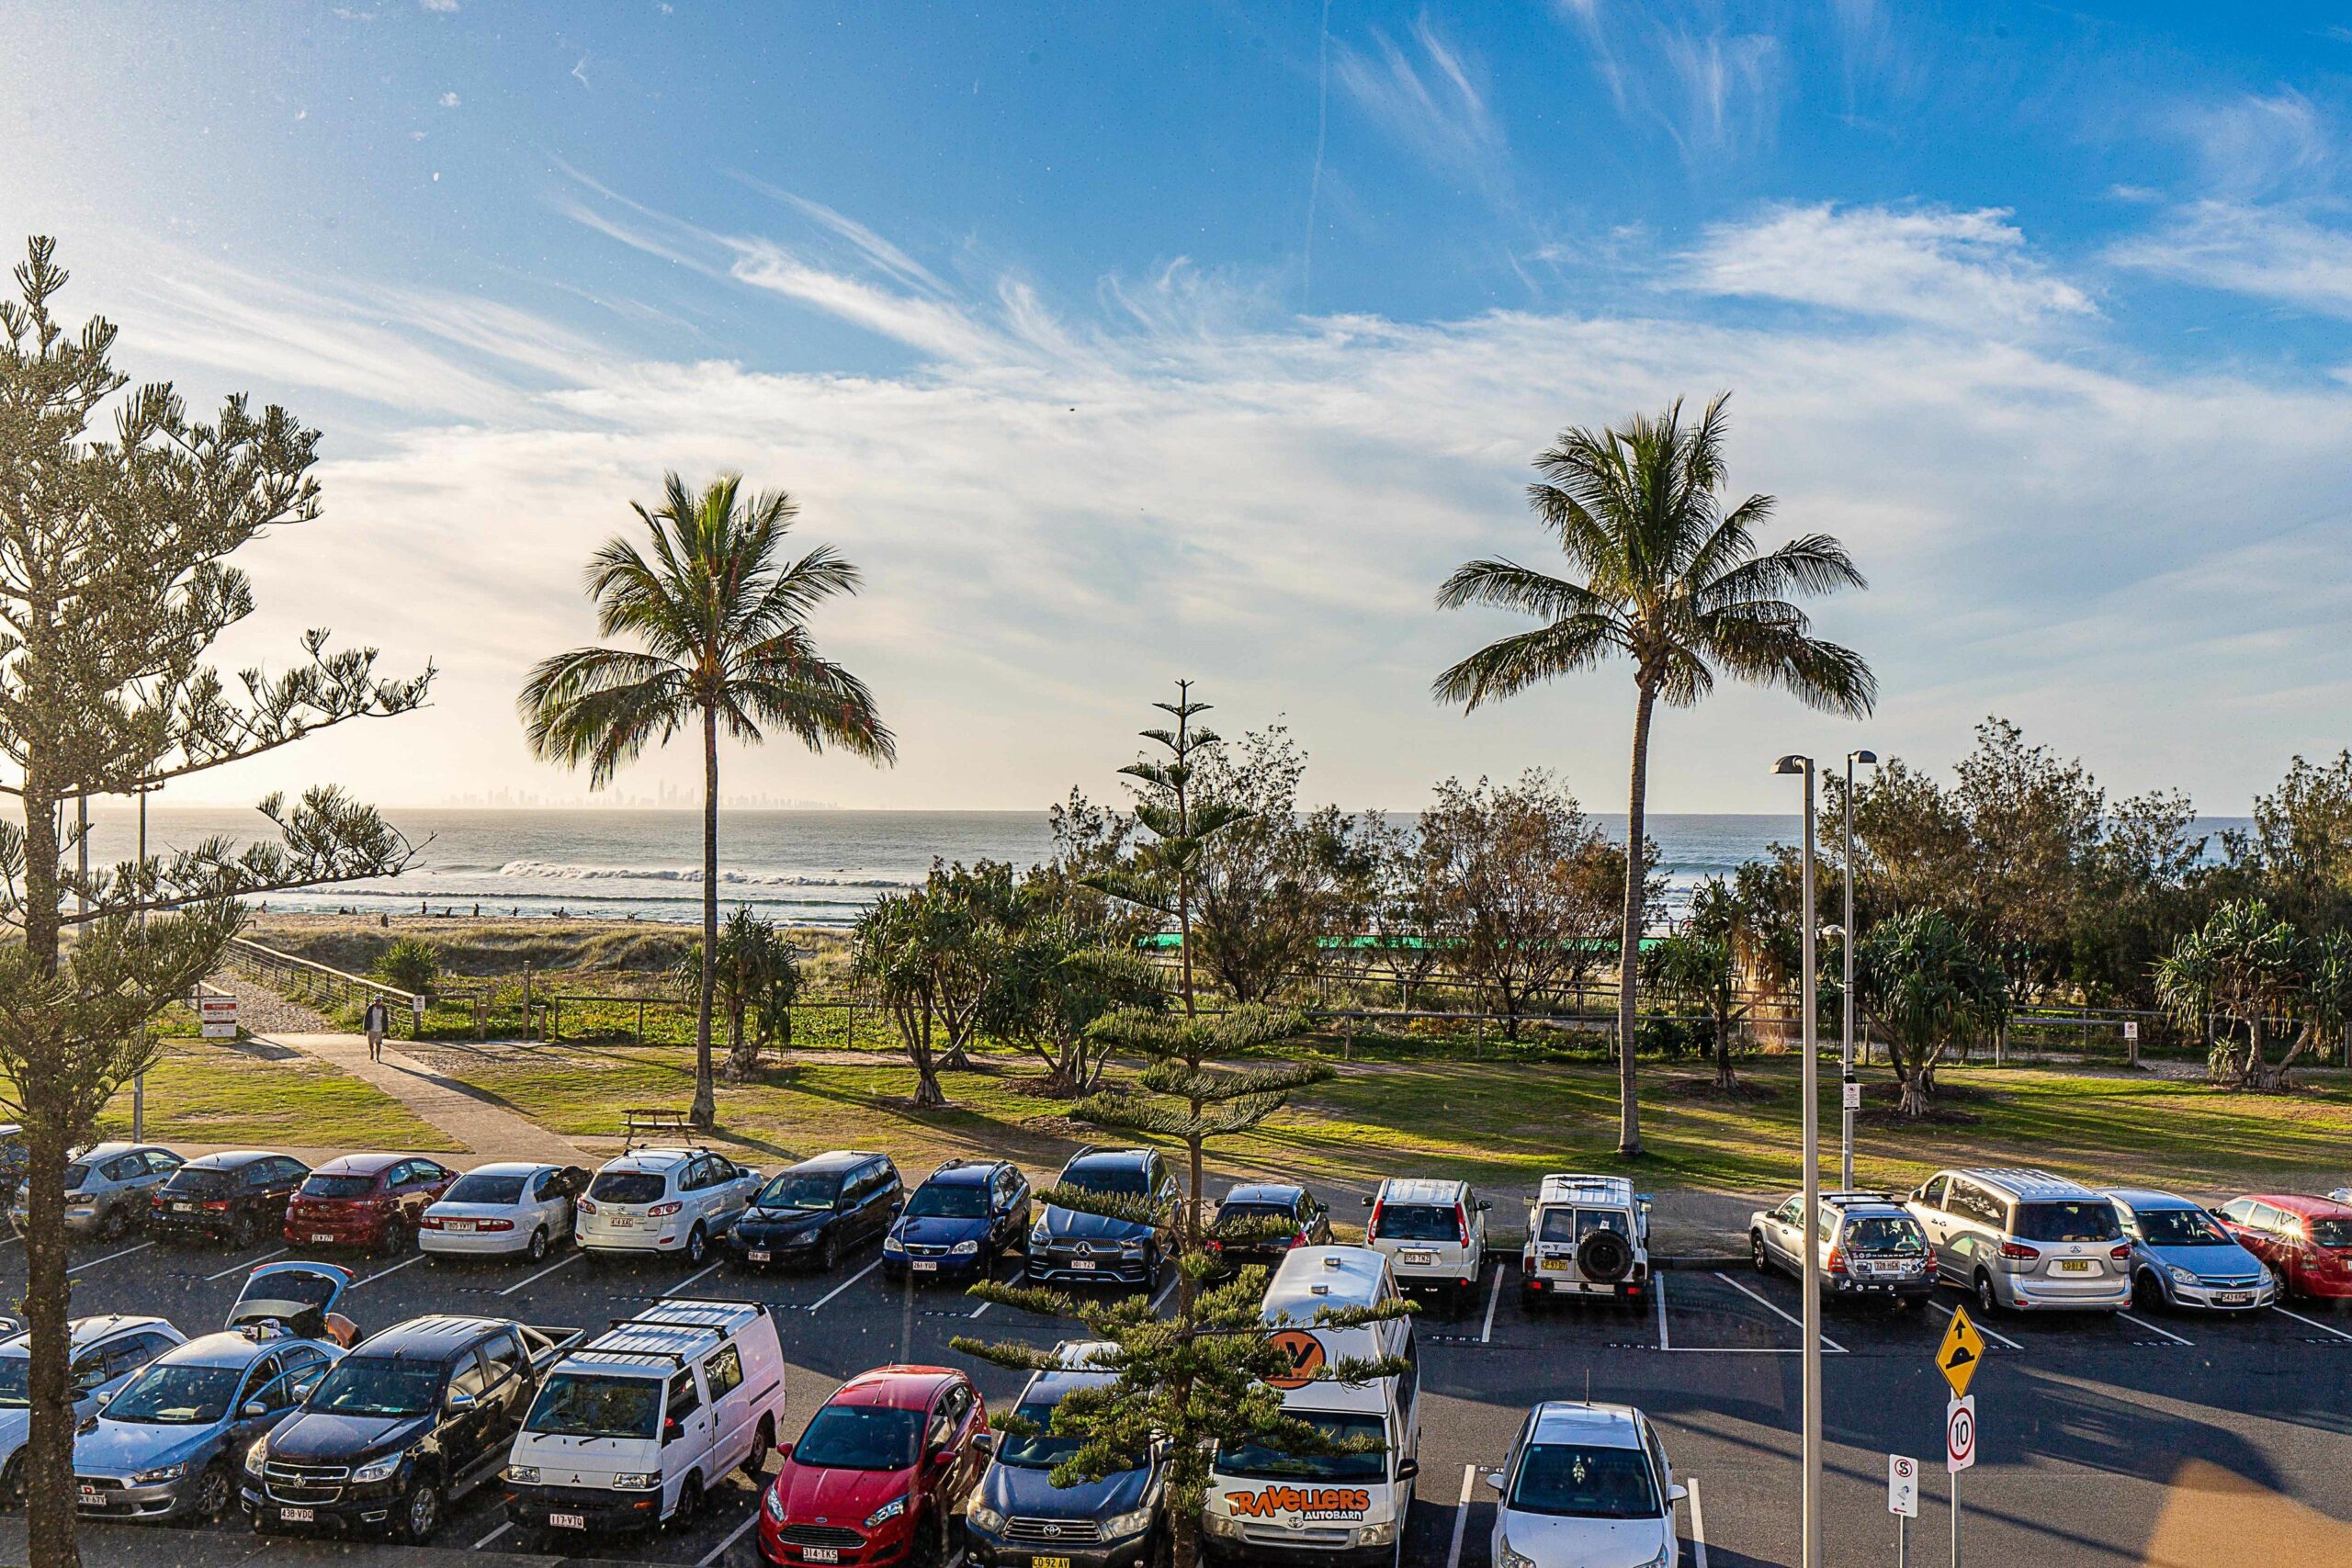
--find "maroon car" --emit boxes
[284,1154,457,1255]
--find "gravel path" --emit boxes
[208,972,334,1036]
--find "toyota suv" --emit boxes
[1521,1175,1651,1306]
[1027,1149,1176,1290]
[1905,1168,2130,1314]
[967,1342,1164,1568]
[577,1148,763,1266]
[1363,1178,1489,1314]
[1747,1190,1936,1307]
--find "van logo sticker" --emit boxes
[1264,1330,1325,1390]
[1225,1485,1373,1521]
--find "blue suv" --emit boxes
[1025,1148,1176,1290]
[882,1159,1032,1284]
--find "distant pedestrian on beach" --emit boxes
[363,997,390,1063]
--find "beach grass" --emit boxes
[76,1041,463,1153]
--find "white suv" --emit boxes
[1487,1401,1686,1568]
[1363,1178,1489,1314]
[576,1149,762,1266]
[1521,1174,1652,1307]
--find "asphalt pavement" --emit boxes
[4,1224,2349,1568]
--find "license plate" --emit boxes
[2055,1259,2092,1274]
[749,1248,771,1264]
[446,1220,474,1234]
[77,1486,98,1499]
[610,1215,636,1228]
[805,1549,841,1563]
[549,1512,586,1529]
[913,1260,938,1272]
[1070,1258,1095,1270]
[1402,1249,1436,1265]
[173,1202,194,1213]
[1541,1258,1571,1271]
[311,1233,334,1243]
[1034,1556,1071,1568]
[2222,1292,2254,1305]
[279,1506,314,1523]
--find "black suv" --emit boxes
[883,1158,1032,1284]
[1026,1148,1176,1290]
[1208,1182,1333,1276]
[244,1314,577,1543]
[727,1149,901,1271]
[150,1152,309,1247]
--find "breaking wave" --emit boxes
[495,859,919,891]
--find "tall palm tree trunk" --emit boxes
[694,705,718,1130]
[1617,682,1657,1156]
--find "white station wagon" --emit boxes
[575,1148,762,1266]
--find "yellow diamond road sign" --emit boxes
[1937,1305,1985,1397]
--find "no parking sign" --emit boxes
[1887,1454,1918,1517]
[1946,1394,1977,1472]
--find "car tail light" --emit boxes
[2109,1244,2132,1262]
[476,1218,514,1233]
[577,1199,599,1215]
[648,1201,683,1218]
[1366,1201,1383,1239]
[1825,1246,1848,1275]
[203,1201,230,1213]
[1288,1232,1306,1249]
[1454,1206,1470,1247]
[419,1214,443,1230]
[1999,1240,2039,1260]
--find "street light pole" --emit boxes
[1776,752,1823,1568]
[1840,748,1876,1190]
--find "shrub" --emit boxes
[375,936,442,994]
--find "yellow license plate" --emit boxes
[1541,1258,1571,1271]
[2055,1259,2091,1273]
[1034,1557,1071,1568]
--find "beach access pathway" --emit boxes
[247,1030,590,1167]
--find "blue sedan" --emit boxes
[72,1332,338,1523]
[2105,1189,2277,1314]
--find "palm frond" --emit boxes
[1430,616,1622,711]
[1431,558,1612,622]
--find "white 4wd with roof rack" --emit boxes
[1363,1178,1490,1314]
[575,1148,763,1265]
[1521,1175,1652,1306]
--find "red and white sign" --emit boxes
[1887,1454,1918,1517]
[198,994,238,1040]
[1945,1395,1976,1473]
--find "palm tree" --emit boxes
[1433,395,1874,1156]
[522,473,893,1129]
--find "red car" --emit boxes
[2215,1193,2352,1300]
[283,1154,457,1255]
[758,1366,990,1568]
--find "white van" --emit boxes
[1201,1247,1419,1568]
[502,1299,786,1550]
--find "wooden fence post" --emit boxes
[637,998,646,1046]
[522,962,533,1043]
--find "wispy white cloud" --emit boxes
[2110,199,2352,318]
[438,91,460,107]
[1335,16,1507,195]
[2172,89,2332,196]
[1678,202,2096,330]
[1657,29,1781,158]
[420,0,458,12]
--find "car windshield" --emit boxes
[2311,1219,2352,1248]
[1062,1162,1149,1199]
[906,1183,989,1220]
[0,1357,27,1408]
[1216,1411,1387,1482]
[305,1359,441,1417]
[2013,1201,2122,1244]
[104,1363,243,1426]
[163,1168,230,1197]
[757,1171,842,1212]
[589,1171,668,1205]
[446,1173,527,1205]
[794,1404,926,1471]
[996,1395,1137,1471]
[526,1372,662,1439]
[1371,1203,1457,1243]
[1510,1443,1662,1520]
[1844,1217,1927,1254]
[2135,1208,2231,1247]
[301,1175,378,1200]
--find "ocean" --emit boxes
[70,807,2248,930]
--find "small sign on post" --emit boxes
[1945,1395,1976,1472]
[198,994,238,1040]
[1936,1304,1984,1398]
[1888,1453,1918,1567]
[2123,1020,2139,1041]
[1841,1078,1862,1111]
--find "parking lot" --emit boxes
[6,1223,2352,1567]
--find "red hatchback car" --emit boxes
[2216,1193,2352,1300]
[758,1366,990,1568]
[284,1154,457,1255]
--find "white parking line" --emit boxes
[1709,1271,1848,1354]
[1656,1272,1670,1351]
[351,1254,426,1290]
[498,1251,581,1298]
[1686,1473,1708,1568]
[2273,1304,2352,1343]
[662,1259,726,1298]
[1443,1463,1476,1568]
[75,1242,153,1273]
[471,1521,514,1550]
[2119,1310,2194,1347]
[697,1511,761,1568]
[808,1258,881,1313]
[1479,1265,1507,1343]
[1149,1269,1179,1312]
[1928,1299,2026,1351]
[968,1300,991,1320]
[205,1247,286,1282]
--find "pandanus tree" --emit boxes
[522,473,892,1129]
[1433,394,1874,1155]
[2155,899,2307,1089]
[1854,908,2008,1116]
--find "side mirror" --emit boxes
[1668,1483,1690,1504]
[775,1442,793,1464]
[447,1391,477,1414]
[1394,1459,1419,1482]
[973,1431,997,1454]
[663,1416,685,1444]
[242,1401,267,1419]
[1362,1195,1374,1208]
[1477,1200,1492,1212]
[1484,1472,1504,1493]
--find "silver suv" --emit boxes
[1747,1190,1936,1307]
[1363,1177,1490,1314]
[1905,1168,2131,1314]
[10,1144,183,1240]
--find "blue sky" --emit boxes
[8,2,2352,814]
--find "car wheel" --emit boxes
[2269,1263,2290,1301]
[1,1452,22,1510]
[187,1461,232,1524]
[1973,1270,2000,1315]
[910,1507,949,1568]
[229,1211,257,1249]
[685,1224,708,1267]
[1751,1233,1771,1275]
[379,1217,408,1258]
[1142,1243,1160,1292]
[401,1476,442,1544]
[670,1472,704,1529]
[819,1232,840,1271]
[97,1205,126,1242]
[527,1226,549,1263]
[744,1416,775,1479]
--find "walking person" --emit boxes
[363,996,390,1064]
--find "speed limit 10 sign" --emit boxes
[1946,1394,1977,1472]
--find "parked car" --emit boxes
[1363,1178,1489,1314]
[1485,1402,1687,1568]
[756,1365,989,1568]
[1748,1190,1937,1307]
[731,1151,901,1273]
[0,1315,187,1503]
[72,1331,337,1524]
[227,1261,363,1349]
[967,1341,1164,1568]
[150,1152,309,1248]
[1208,1183,1334,1278]
[2216,1193,2352,1301]
[505,1298,788,1551]
[10,1143,182,1240]
[245,1314,582,1542]
[1906,1168,2131,1314]
[1521,1174,1653,1306]
[577,1148,763,1266]
[0,1124,28,1203]
[421,1162,589,1263]
[882,1158,1028,1284]
[2104,1190,2275,1313]
[1027,1148,1177,1291]
[285,1155,457,1257]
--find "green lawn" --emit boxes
[82,1042,462,1152]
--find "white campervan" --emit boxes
[1201,1247,1419,1568]
[501,1299,786,1551]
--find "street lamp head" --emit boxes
[1773,754,1812,775]
[1849,749,1878,765]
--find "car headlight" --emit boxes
[968,1502,1007,1533]
[2169,1265,2199,1287]
[865,1495,908,1529]
[950,1239,980,1256]
[130,1462,186,1485]
[1355,1520,1396,1547]
[1030,1222,1051,1245]
[1104,1506,1153,1538]
[506,1464,541,1485]
[1203,1510,1244,1539]
[351,1455,403,1483]
[764,1487,787,1522]
[612,1472,658,1491]
[1118,1239,1147,1256]
[244,1439,268,1476]
[883,1234,905,1254]
[1498,1539,1538,1568]
[1642,1546,1672,1568]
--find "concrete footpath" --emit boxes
[253,1031,590,1168]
